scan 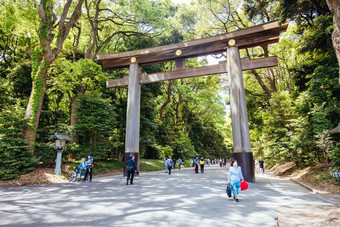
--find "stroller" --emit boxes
[69,167,81,182]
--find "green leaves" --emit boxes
[73,93,116,159]
[154,60,229,159]
[49,58,105,97]
[1,0,338,179]
[75,93,116,137]
[0,106,38,180]
[243,2,339,167]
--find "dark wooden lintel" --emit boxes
[106,56,278,88]
[98,20,288,69]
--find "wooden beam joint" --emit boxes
[106,56,278,88]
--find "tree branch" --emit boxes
[85,0,100,59]
[159,81,172,121]
[72,24,81,62]
[53,0,85,59]
[246,48,271,96]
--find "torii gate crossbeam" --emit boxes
[97,20,288,182]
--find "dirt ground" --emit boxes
[277,205,340,226]
[0,165,122,187]
[270,163,340,226]
[0,168,68,187]
[269,162,340,194]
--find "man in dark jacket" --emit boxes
[126,154,137,185]
[194,156,199,174]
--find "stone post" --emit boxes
[54,150,62,174]
[227,46,255,182]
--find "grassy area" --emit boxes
[65,160,123,176]
[140,159,191,171]
[304,165,340,186]
[182,160,191,167]
[271,162,340,193]
[66,159,192,176]
[139,159,164,171]
[66,159,166,175]
[94,160,124,174]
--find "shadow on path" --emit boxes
[0,165,337,227]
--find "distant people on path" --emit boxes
[259,157,265,174]
[167,157,174,175]
[228,160,244,202]
[219,159,223,168]
[178,158,182,170]
[229,158,234,166]
[83,156,93,182]
[78,158,86,181]
[194,157,199,174]
[190,159,194,167]
[126,154,137,185]
[173,159,177,169]
[164,159,168,173]
[200,157,205,173]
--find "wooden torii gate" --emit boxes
[97,20,288,182]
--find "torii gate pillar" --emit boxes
[124,62,140,176]
[227,45,255,183]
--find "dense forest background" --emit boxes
[0,0,339,180]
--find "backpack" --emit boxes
[167,159,173,167]
[126,160,135,172]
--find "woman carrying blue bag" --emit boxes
[83,156,93,182]
[78,158,86,181]
[227,160,244,202]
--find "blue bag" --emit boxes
[226,183,231,197]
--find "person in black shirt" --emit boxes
[259,157,265,174]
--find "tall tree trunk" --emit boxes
[68,0,99,142]
[70,96,79,127]
[73,24,81,63]
[70,85,85,143]
[262,45,276,93]
[174,93,182,126]
[326,0,340,85]
[250,69,272,96]
[159,81,172,120]
[182,106,187,132]
[23,59,49,148]
[84,0,100,60]
[70,23,81,142]
[246,49,272,96]
[23,0,85,151]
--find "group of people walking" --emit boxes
[164,157,182,174]
[193,156,206,173]
[77,156,94,182]
[74,154,265,203]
